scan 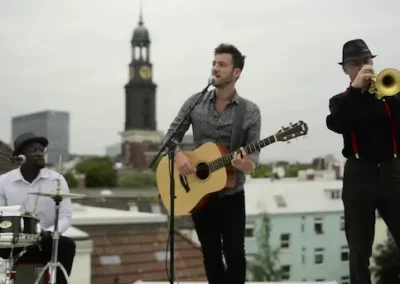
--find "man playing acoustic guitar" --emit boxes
[162,43,261,284]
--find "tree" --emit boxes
[117,171,157,188]
[251,164,272,178]
[247,214,282,281]
[64,171,78,189]
[75,157,116,188]
[372,238,400,284]
[284,164,309,177]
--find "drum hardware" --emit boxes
[0,212,41,248]
[0,209,41,284]
[0,244,30,284]
[30,156,85,284]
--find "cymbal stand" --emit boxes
[34,156,70,284]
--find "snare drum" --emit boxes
[0,212,41,248]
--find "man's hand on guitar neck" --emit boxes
[175,152,196,176]
[231,147,255,174]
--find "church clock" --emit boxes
[139,66,151,79]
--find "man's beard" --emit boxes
[214,74,234,88]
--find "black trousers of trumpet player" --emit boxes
[343,158,400,284]
[0,234,76,284]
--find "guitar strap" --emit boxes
[230,97,247,152]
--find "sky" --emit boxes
[0,0,399,163]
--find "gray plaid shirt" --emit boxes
[162,89,261,196]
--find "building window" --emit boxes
[314,217,324,234]
[341,276,350,284]
[301,253,305,264]
[280,234,290,249]
[316,279,325,282]
[301,223,305,232]
[245,228,254,238]
[314,248,324,264]
[341,246,349,261]
[281,265,290,280]
[340,216,345,231]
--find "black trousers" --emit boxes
[191,190,246,284]
[0,235,76,284]
[343,158,400,284]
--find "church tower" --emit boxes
[125,9,157,131]
[120,7,163,169]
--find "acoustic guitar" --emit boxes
[156,120,308,216]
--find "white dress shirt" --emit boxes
[0,168,72,234]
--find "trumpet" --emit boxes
[369,68,400,99]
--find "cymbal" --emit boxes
[28,191,85,199]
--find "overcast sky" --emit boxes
[0,0,399,163]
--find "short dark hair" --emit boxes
[214,43,245,71]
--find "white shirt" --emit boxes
[0,168,72,234]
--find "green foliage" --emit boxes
[247,214,282,281]
[117,171,157,188]
[251,164,272,178]
[251,163,310,179]
[75,157,116,188]
[284,164,309,177]
[372,238,400,284]
[64,171,78,189]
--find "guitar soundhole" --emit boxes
[196,162,210,180]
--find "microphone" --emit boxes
[12,155,26,164]
[208,76,216,86]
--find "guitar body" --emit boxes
[156,142,235,216]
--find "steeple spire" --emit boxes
[138,0,143,25]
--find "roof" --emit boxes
[245,177,343,216]
[70,187,158,198]
[63,226,89,240]
[11,110,69,120]
[91,228,206,284]
[133,282,339,284]
[70,203,167,225]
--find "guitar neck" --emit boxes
[209,134,277,172]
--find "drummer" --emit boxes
[0,133,75,284]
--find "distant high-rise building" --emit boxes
[11,110,70,165]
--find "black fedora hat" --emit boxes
[13,132,48,156]
[338,39,377,65]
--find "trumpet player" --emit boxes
[326,39,400,284]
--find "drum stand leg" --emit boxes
[33,197,70,284]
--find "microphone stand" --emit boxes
[149,81,213,284]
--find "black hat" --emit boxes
[338,39,377,65]
[13,132,48,156]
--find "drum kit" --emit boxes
[0,178,85,284]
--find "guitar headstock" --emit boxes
[276,120,308,143]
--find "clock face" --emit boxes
[139,66,151,79]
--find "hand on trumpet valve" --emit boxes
[351,65,375,89]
